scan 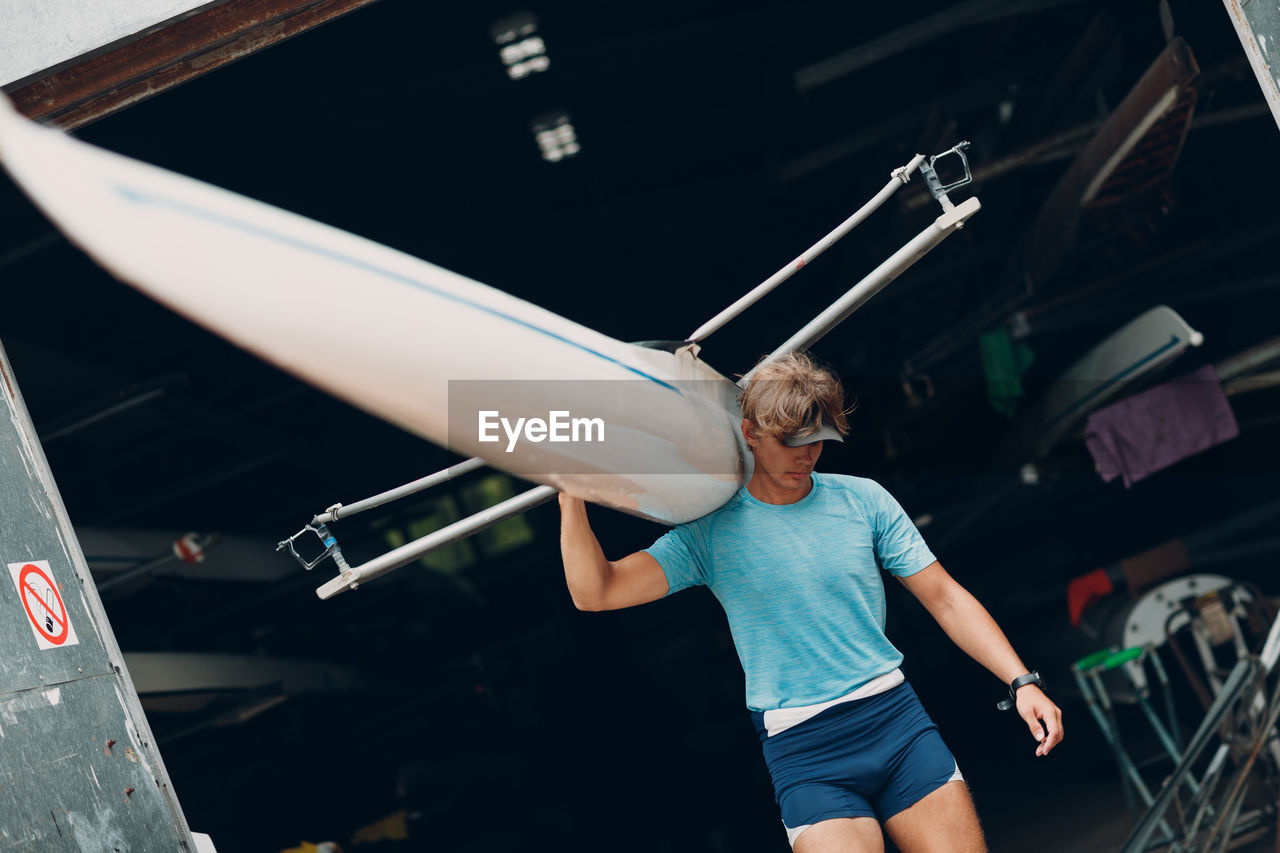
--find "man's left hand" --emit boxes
[1015,685,1063,757]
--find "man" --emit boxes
[559,353,1062,852]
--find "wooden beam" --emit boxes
[4,0,379,130]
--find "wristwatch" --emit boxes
[996,671,1044,711]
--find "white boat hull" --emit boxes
[0,97,745,523]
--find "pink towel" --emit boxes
[1083,364,1238,488]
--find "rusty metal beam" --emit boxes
[900,37,1201,377]
[3,0,380,130]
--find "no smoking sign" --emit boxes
[8,560,79,650]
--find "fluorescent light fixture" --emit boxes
[491,13,549,80]
[532,111,580,162]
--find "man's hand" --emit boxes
[1015,685,1063,757]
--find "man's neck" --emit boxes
[745,473,814,505]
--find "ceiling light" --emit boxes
[491,13,549,80]
[532,111,580,162]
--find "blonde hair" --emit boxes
[739,352,851,440]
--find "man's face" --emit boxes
[741,419,823,491]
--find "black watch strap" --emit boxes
[996,671,1043,711]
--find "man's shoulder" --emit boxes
[815,472,886,497]
[813,474,896,519]
[668,487,750,535]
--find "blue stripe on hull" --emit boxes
[113,184,681,393]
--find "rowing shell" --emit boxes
[0,96,745,524]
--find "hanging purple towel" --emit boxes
[1083,364,1238,488]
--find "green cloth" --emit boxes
[979,327,1034,418]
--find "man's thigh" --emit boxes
[792,817,884,853]
[882,780,985,853]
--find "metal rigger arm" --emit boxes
[283,143,980,600]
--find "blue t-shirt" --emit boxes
[644,472,935,712]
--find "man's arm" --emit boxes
[898,561,1064,757]
[559,493,670,611]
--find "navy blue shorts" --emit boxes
[752,682,962,843]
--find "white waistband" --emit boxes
[761,669,904,738]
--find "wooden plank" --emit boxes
[4,0,379,130]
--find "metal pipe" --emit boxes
[1183,498,1280,552]
[316,484,557,599]
[1148,650,1183,754]
[96,551,180,595]
[1215,334,1280,382]
[1192,536,1280,570]
[1182,742,1230,845]
[1072,661,1140,817]
[97,533,217,595]
[685,154,926,344]
[0,231,60,269]
[312,177,975,596]
[1261,606,1280,672]
[1121,659,1255,853]
[1222,369,1280,396]
[793,0,1088,92]
[41,388,167,443]
[746,197,981,379]
[1135,696,1193,789]
[311,156,976,594]
[1202,676,1280,851]
[312,456,488,524]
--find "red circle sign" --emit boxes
[18,563,69,645]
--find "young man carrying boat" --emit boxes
[558,352,1062,852]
